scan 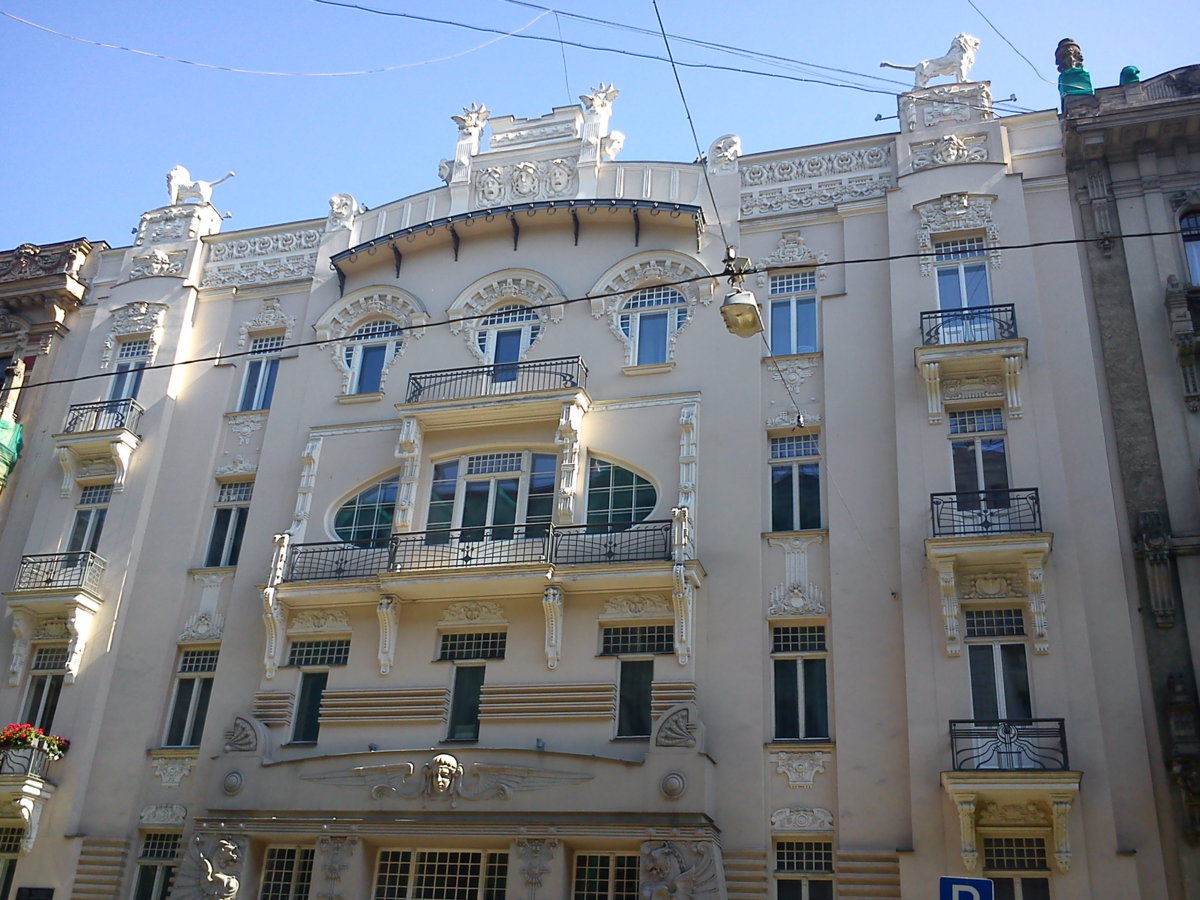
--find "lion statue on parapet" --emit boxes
[881,33,981,90]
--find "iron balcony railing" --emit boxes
[930,488,1042,537]
[920,304,1017,346]
[0,744,56,778]
[12,551,106,595]
[949,718,1070,771]
[405,356,587,404]
[61,398,144,434]
[282,519,673,582]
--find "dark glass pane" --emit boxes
[809,880,835,900]
[797,463,821,529]
[67,510,94,553]
[88,508,107,553]
[239,359,262,410]
[776,882,803,900]
[1021,877,1051,900]
[461,480,490,542]
[636,313,668,365]
[227,507,249,566]
[969,644,999,720]
[165,678,196,746]
[491,477,519,540]
[132,866,159,900]
[771,300,793,355]
[293,671,328,743]
[357,344,387,393]
[449,666,485,740]
[774,659,801,739]
[205,508,233,567]
[618,660,653,737]
[1001,643,1032,719]
[37,675,62,733]
[992,878,1016,900]
[771,465,794,531]
[803,658,829,738]
[981,438,1010,506]
[794,298,818,353]
[964,263,991,307]
[260,357,279,409]
[187,677,214,746]
[492,329,522,383]
[952,440,982,497]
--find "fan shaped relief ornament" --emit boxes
[447,270,565,362]
[914,193,1000,276]
[770,807,835,832]
[653,703,701,748]
[100,301,169,369]
[237,298,295,349]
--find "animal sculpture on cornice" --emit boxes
[166,165,236,206]
[880,33,981,90]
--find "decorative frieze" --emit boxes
[769,357,820,389]
[139,804,187,826]
[237,297,295,349]
[601,595,672,619]
[200,254,318,289]
[209,229,321,263]
[741,143,894,217]
[439,601,506,627]
[473,157,579,206]
[770,807,834,831]
[770,750,831,788]
[768,535,826,617]
[129,248,185,280]
[135,204,221,246]
[911,133,989,170]
[900,81,993,133]
[287,609,351,635]
[0,240,91,283]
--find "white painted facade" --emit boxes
[0,62,1186,900]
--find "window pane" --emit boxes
[205,507,233,567]
[636,313,669,365]
[776,882,803,900]
[493,329,522,383]
[968,645,1000,720]
[771,465,794,531]
[771,300,793,355]
[1021,877,1052,900]
[357,344,387,393]
[937,267,964,309]
[803,658,829,738]
[187,677,214,746]
[963,263,991,307]
[793,297,817,353]
[952,440,982,497]
[774,659,800,739]
[981,438,1010,496]
[165,679,196,746]
[796,463,821,529]
[1001,643,1032,719]
[293,671,328,743]
[226,506,249,566]
[449,666,485,740]
[617,660,653,737]
[810,881,835,900]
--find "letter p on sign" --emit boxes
[939,876,993,900]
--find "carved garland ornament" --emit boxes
[439,601,506,626]
[755,232,830,281]
[237,297,296,349]
[915,192,1000,276]
[448,270,565,362]
[588,254,714,366]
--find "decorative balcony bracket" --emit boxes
[542,585,563,669]
[555,402,585,525]
[7,605,96,686]
[393,418,421,534]
[0,778,54,853]
[942,783,1078,873]
[54,431,138,497]
[377,595,398,676]
[262,533,290,679]
[934,559,963,657]
[919,355,1023,425]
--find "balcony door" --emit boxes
[935,237,994,342]
[949,409,1009,515]
[969,641,1034,768]
[476,304,540,390]
[427,452,555,550]
[491,328,522,385]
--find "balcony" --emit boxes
[949,719,1069,771]
[399,356,590,431]
[0,745,58,853]
[53,399,143,493]
[930,488,1042,537]
[942,718,1082,874]
[11,551,105,599]
[914,305,1027,423]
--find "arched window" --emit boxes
[1182,211,1200,285]
[343,319,405,394]
[475,304,541,382]
[334,476,399,546]
[620,287,689,366]
[586,459,656,525]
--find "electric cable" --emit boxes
[965,0,1055,84]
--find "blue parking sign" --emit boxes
[939,876,994,900]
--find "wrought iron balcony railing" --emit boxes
[0,744,56,778]
[61,398,144,434]
[949,718,1070,771]
[405,356,587,404]
[920,304,1017,346]
[282,519,674,582]
[12,552,106,595]
[930,488,1042,537]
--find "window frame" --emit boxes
[768,271,820,356]
[618,286,690,367]
[204,480,253,568]
[373,848,509,900]
[426,451,557,539]
[22,645,68,732]
[287,639,350,744]
[447,663,486,742]
[109,338,151,401]
[571,851,640,900]
[948,407,1010,506]
[615,657,654,739]
[237,334,284,411]
[259,846,316,900]
[67,484,112,555]
[769,433,822,532]
[771,625,830,741]
[132,832,181,900]
[342,318,405,395]
[475,303,542,381]
[934,236,993,311]
[585,458,657,527]
[773,840,835,900]
[1181,209,1200,285]
[162,648,219,748]
[333,475,400,547]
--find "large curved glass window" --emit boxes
[334,476,399,546]
[619,287,689,366]
[586,459,656,525]
[427,451,555,542]
[343,319,404,394]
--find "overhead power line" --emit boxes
[14,228,1182,394]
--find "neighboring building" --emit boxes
[0,46,1186,900]
[1061,59,1200,890]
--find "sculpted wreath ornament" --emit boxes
[0,722,70,759]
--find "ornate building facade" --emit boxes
[0,48,1190,900]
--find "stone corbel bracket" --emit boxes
[542,585,563,669]
[378,595,399,675]
[261,533,290,679]
[672,565,697,666]
[394,417,422,533]
[54,431,139,497]
[554,402,585,524]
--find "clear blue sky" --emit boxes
[1,1,1192,250]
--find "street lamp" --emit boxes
[719,246,763,338]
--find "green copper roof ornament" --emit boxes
[1120,65,1141,85]
[1055,38,1094,100]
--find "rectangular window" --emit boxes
[132,833,181,900]
[617,659,653,738]
[0,827,22,900]
[965,608,1026,639]
[772,626,829,741]
[110,338,151,401]
[636,312,669,366]
[287,639,351,667]
[775,840,834,900]
[948,408,1008,507]
[163,649,219,747]
[259,846,316,900]
[935,238,991,309]
[292,671,328,744]
[968,642,1032,721]
[67,484,112,555]
[770,435,821,532]
[22,646,67,732]
[983,836,1049,871]
[769,272,819,355]
[448,665,486,741]
[238,335,283,411]
[374,849,508,900]
[600,625,675,656]
[439,631,507,661]
[204,481,253,567]
[572,853,640,900]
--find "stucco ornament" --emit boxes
[326,193,361,232]
[639,841,723,900]
[100,301,168,369]
[707,134,741,175]
[167,166,235,206]
[129,248,184,279]
[771,807,834,831]
[911,134,989,170]
[303,752,593,807]
[139,804,187,826]
[880,34,981,90]
[439,600,506,626]
[173,836,246,900]
[915,192,1000,275]
[771,750,831,788]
